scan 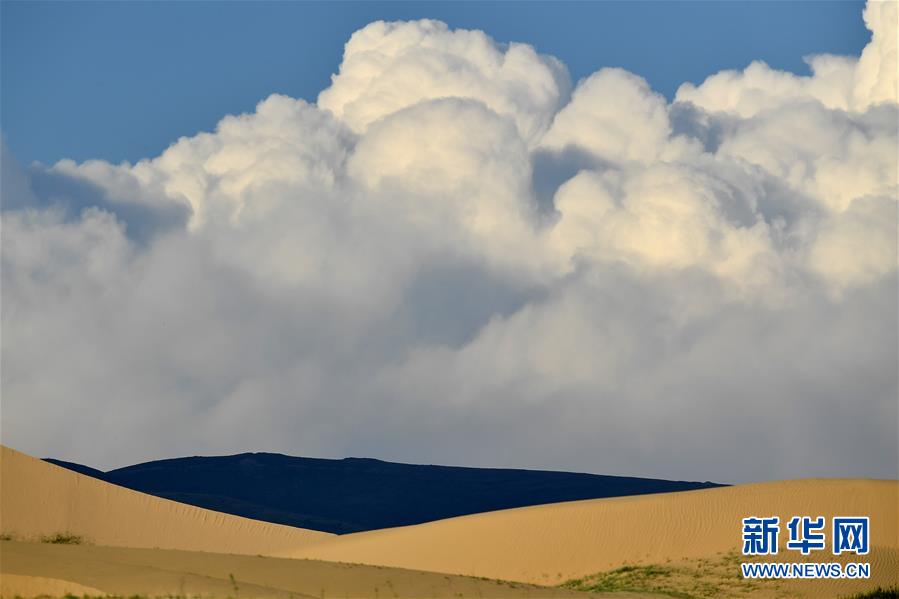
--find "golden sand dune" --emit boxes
[0,445,331,555]
[289,479,898,591]
[0,573,106,597]
[0,541,644,599]
[2,445,896,598]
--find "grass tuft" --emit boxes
[843,588,899,599]
[560,563,686,595]
[560,551,774,598]
[40,533,83,545]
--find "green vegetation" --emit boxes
[562,564,680,594]
[39,533,83,545]
[562,553,896,599]
[560,551,774,599]
[7,586,896,599]
[843,588,899,599]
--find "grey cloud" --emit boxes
[26,167,191,245]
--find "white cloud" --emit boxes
[1,1,896,482]
[675,1,897,116]
[540,68,676,165]
[318,19,570,145]
[854,0,898,110]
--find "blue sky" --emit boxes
[2,1,868,166]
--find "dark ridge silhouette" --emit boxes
[44,458,108,479]
[44,453,725,534]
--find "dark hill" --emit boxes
[45,453,724,534]
[44,458,108,479]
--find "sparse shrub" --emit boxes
[228,573,239,599]
[560,563,675,593]
[40,532,83,544]
[845,588,899,599]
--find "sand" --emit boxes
[290,478,898,591]
[0,573,106,597]
[2,444,896,598]
[0,445,331,555]
[0,540,644,598]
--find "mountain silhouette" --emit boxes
[45,453,724,534]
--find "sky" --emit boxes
[1,1,896,484]
[2,1,869,165]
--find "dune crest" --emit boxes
[0,445,332,555]
[290,478,899,587]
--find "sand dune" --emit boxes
[0,445,331,555]
[0,573,106,597]
[290,478,898,591]
[0,541,638,598]
[2,444,895,598]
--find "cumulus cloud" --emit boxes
[317,19,570,145]
[675,0,897,116]
[540,68,675,165]
[1,2,896,482]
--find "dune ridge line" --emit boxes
[0,445,332,555]
[290,477,899,586]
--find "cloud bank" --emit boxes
[2,2,897,482]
